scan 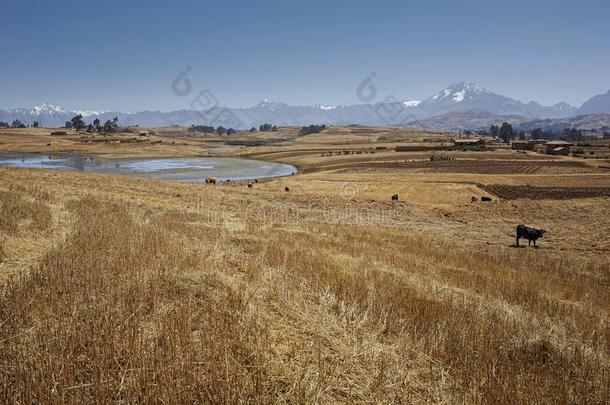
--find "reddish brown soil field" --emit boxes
[309,159,608,174]
[481,184,610,200]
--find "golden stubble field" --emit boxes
[0,126,609,403]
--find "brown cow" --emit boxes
[205,176,217,184]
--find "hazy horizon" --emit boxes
[2,0,609,112]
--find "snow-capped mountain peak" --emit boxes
[22,103,106,118]
[314,104,337,110]
[31,103,66,115]
[403,100,421,107]
[431,88,452,100]
[452,90,466,102]
[74,110,108,117]
[430,82,489,103]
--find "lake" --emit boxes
[0,154,297,183]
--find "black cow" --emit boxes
[248,182,253,189]
[481,196,492,202]
[391,194,399,202]
[285,186,290,192]
[516,224,546,247]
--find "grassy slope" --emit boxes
[0,167,608,403]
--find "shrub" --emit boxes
[429,154,455,161]
[299,124,327,135]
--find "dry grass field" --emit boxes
[1,126,609,403]
[0,127,214,158]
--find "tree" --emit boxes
[64,121,72,129]
[259,123,276,132]
[102,119,118,133]
[498,122,514,143]
[489,125,500,136]
[227,128,236,135]
[70,114,86,131]
[32,121,40,128]
[518,131,526,140]
[564,127,583,142]
[249,127,257,132]
[93,118,101,132]
[11,119,26,128]
[531,128,543,139]
[215,126,227,135]
[0,121,9,128]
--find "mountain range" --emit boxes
[404,110,610,133]
[2,82,610,132]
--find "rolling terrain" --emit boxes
[0,126,609,403]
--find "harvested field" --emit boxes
[1,167,609,403]
[481,184,610,200]
[308,159,608,174]
[1,126,609,403]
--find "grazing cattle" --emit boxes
[391,193,399,202]
[248,182,253,189]
[254,179,258,183]
[284,186,290,192]
[481,196,492,202]
[516,224,546,247]
[205,176,217,184]
[471,196,478,203]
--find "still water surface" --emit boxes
[0,154,296,182]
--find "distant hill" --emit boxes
[515,113,610,132]
[403,109,529,132]
[577,90,610,115]
[404,110,610,133]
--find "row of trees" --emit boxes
[188,122,279,135]
[188,124,237,135]
[258,123,277,132]
[0,120,38,128]
[485,124,592,142]
[299,124,327,135]
[64,114,120,134]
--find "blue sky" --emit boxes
[1,0,609,111]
